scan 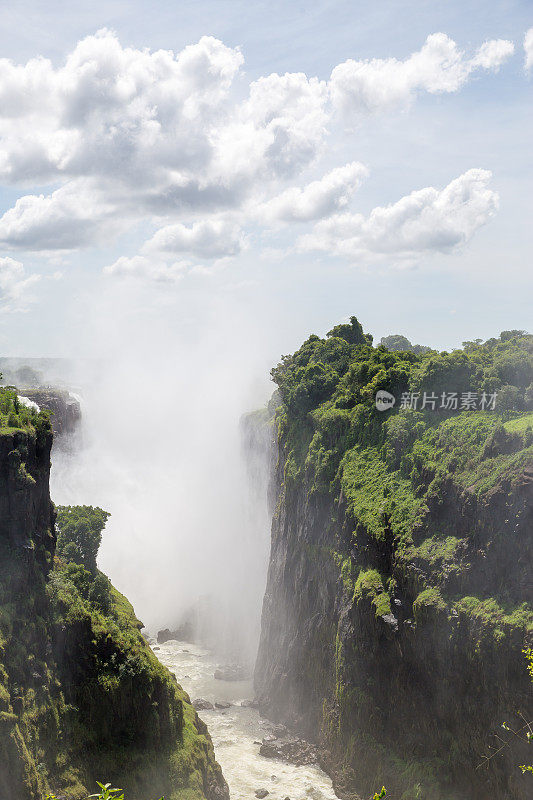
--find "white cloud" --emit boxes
[0,180,117,250]
[525,28,533,70]
[0,30,510,274]
[259,161,368,222]
[471,39,515,70]
[0,257,40,311]
[298,169,498,263]
[144,219,244,258]
[329,33,514,118]
[104,255,189,283]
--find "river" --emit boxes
[152,639,339,800]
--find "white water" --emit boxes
[152,639,339,800]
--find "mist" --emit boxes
[50,278,274,664]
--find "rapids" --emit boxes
[152,640,339,800]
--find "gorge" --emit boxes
[0,320,532,800]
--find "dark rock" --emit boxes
[215,701,231,709]
[255,790,269,798]
[214,663,249,681]
[193,698,214,711]
[241,698,259,708]
[157,628,176,644]
[259,736,318,766]
[20,388,81,439]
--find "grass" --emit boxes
[504,413,533,433]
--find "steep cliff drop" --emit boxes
[0,388,228,800]
[254,320,533,800]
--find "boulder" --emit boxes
[193,698,214,711]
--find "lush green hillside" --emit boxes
[0,389,227,800]
[255,321,533,800]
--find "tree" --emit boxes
[495,385,523,414]
[380,334,412,352]
[55,505,110,574]
[327,316,368,346]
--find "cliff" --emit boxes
[255,321,533,800]
[0,388,228,800]
[21,388,82,441]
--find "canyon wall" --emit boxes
[0,396,227,800]
[255,323,533,800]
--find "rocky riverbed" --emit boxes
[151,639,339,800]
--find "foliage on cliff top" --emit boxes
[0,386,51,439]
[271,318,533,632]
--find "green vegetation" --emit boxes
[47,781,163,800]
[0,385,51,440]
[56,505,110,574]
[1,487,225,798]
[268,319,533,800]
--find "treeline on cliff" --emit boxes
[255,319,532,800]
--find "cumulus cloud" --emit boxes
[298,169,498,263]
[525,28,533,70]
[0,30,509,272]
[0,257,40,311]
[471,39,515,69]
[144,219,244,258]
[0,180,117,250]
[259,162,368,222]
[329,33,514,118]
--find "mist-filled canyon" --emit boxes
[1,3,533,800]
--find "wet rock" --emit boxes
[215,701,231,709]
[157,628,175,644]
[193,698,214,711]
[272,723,288,738]
[255,790,269,798]
[214,664,249,681]
[241,698,259,708]
[153,646,160,651]
[259,736,319,766]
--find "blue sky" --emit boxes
[0,0,531,362]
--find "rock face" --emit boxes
[0,410,228,800]
[254,328,533,800]
[21,388,81,439]
[0,417,55,554]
